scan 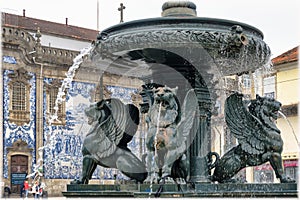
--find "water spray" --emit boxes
[149,102,162,198]
[278,111,299,144]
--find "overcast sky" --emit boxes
[1,0,300,58]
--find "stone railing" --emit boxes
[2,26,36,52]
[2,26,80,66]
[36,46,79,66]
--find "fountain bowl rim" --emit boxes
[98,16,264,39]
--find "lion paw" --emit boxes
[280,176,295,183]
[144,175,160,184]
[161,177,175,184]
[70,179,83,184]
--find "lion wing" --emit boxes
[110,98,129,145]
[177,89,199,155]
[84,98,138,160]
[225,93,268,155]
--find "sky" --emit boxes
[1,0,300,58]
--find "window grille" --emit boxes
[12,82,27,111]
[242,74,251,89]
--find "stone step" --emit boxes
[63,183,298,198]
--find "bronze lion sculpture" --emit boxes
[72,98,147,184]
[143,85,198,183]
[210,93,294,183]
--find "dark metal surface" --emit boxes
[210,93,295,183]
[91,16,270,76]
[72,99,147,184]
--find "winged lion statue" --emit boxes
[140,84,199,183]
[210,92,294,183]
[72,98,147,184]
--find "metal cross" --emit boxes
[118,3,126,23]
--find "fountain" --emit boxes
[63,1,297,198]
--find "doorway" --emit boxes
[10,155,28,194]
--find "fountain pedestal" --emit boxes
[62,183,298,198]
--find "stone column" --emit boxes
[35,64,44,158]
[34,28,44,159]
[189,75,212,183]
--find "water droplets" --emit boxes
[50,45,93,124]
[278,111,299,144]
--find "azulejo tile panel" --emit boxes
[3,56,17,64]
[3,72,144,181]
[3,70,36,178]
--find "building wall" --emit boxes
[278,116,299,156]
[42,79,95,179]
[3,69,37,179]
[249,60,299,183]
[276,66,299,105]
[35,33,93,51]
[1,71,144,196]
[276,62,299,167]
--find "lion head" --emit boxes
[249,94,282,121]
[153,86,179,110]
[151,86,182,125]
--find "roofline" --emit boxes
[271,46,299,66]
[2,12,99,41]
[3,24,96,42]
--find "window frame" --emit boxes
[8,68,32,125]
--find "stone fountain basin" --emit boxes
[91,17,271,77]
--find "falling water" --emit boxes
[149,102,162,198]
[45,45,93,149]
[154,102,162,168]
[49,45,93,124]
[27,45,93,184]
[26,147,43,180]
[278,111,299,144]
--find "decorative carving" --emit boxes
[103,85,113,99]
[96,28,270,75]
[139,83,164,114]
[131,92,142,107]
[8,68,32,81]
[2,26,79,66]
[7,139,33,153]
[209,93,295,183]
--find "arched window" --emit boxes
[8,68,32,125]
